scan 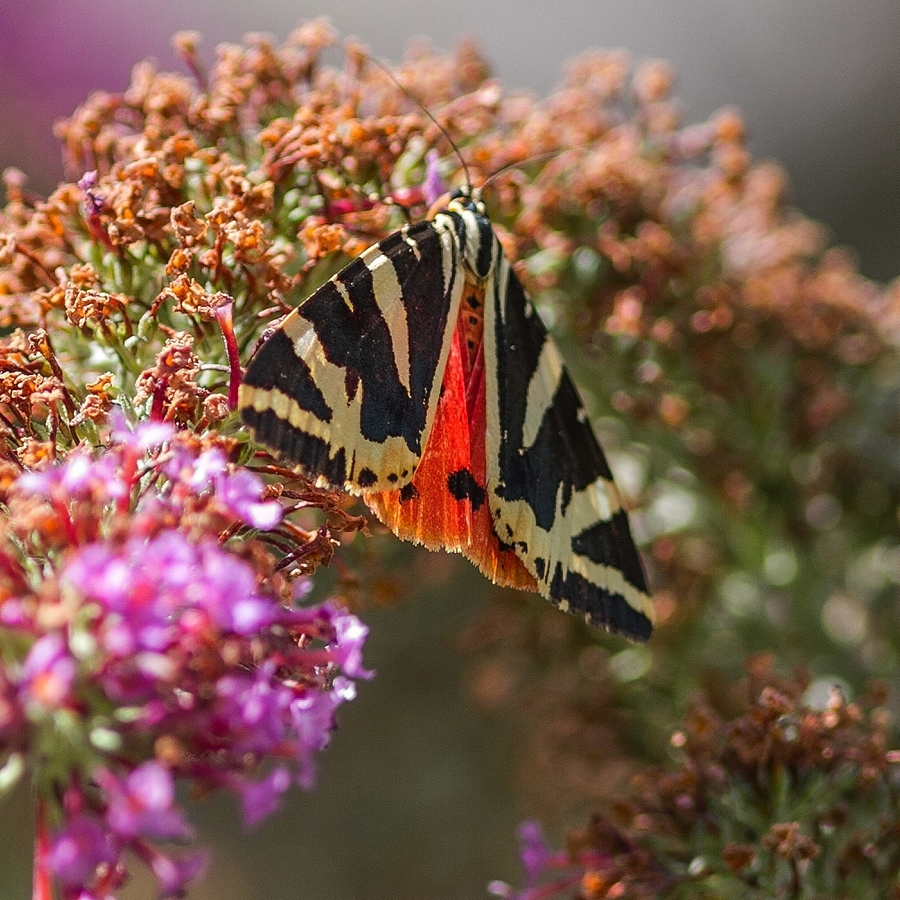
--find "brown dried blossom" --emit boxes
[300,220,348,260]
[16,438,54,470]
[64,285,130,331]
[202,391,231,425]
[541,660,900,899]
[154,274,207,316]
[155,276,233,320]
[133,332,203,423]
[170,200,207,245]
[762,822,820,862]
[0,343,66,432]
[721,842,757,874]
[1,30,415,626]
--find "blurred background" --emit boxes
[1,2,899,898]
[3,0,899,278]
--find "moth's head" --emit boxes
[447,185,486,216]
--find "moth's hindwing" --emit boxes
[482,236,654,640]
[366,260,539,593]
[240,217,464,492]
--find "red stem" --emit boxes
[33,798,54,900]
[118,447,140,516]
[52,497,79,548]
[215,301,241,410]
[150,377,168,422]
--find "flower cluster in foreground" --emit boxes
[1,414,370,898]
[494,658,900,899]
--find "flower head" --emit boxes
[48,816,118,888]
[0,416,369,898]
[99,763,191,841]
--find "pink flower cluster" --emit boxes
[0,414,370,899]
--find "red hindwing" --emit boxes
[366,282,537,591]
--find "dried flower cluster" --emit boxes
[495,658,900,899]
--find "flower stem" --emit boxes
[33,798,54,900]
[215,301,241,410]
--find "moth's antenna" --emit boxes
[481,146,591,193]
[360,53,472,189]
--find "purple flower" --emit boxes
[77,170,99,192]
[48,815,118,887]
[423,148,446,206]
[214,666,293,754]
[150,849,208,899]
[109,408,173,451]
[194,542,276,633]
[488,822,556,900]
[99,763,192,841]
[63,532,277,652]
[64,538,185,654]
[15,451,127,503]
[5,410,371,900]
[328,608,373,680]
[78,170,106,218]
[165,447,227,490]
[20,633,76,708]
[239,767,291,826]
[165,447,282,529]
[289,688,340,752]
[517,820,550,882]
[64,543,144,614]
[0,598,27,627]
[13,469,54,496]
[215,467,282,529]
[289,678,356,788]
[56,454,94,493]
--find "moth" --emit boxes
[239,186,654,640]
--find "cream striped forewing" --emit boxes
[467,204,655,640]
[240,216,465,492]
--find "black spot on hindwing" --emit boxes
[446,468,486,510]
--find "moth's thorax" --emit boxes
[440,189,496,282]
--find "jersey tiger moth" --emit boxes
[239,186,654,641]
